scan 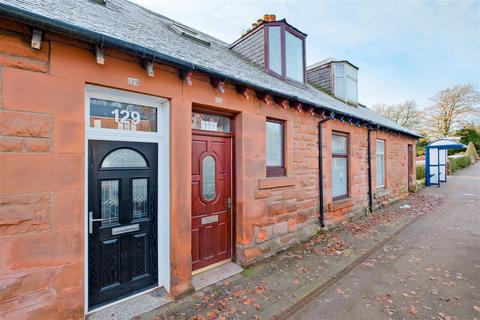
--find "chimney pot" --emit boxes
[270,14,276,21]
[263,14,270,21]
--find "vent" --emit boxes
[170,22,210,47]
[89,0,106,5]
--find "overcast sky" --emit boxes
[130,0,479,108]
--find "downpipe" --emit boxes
[318,117,331,228]
[367,127,376,213]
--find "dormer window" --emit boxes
[266,24,306,83]
[333,62,358,105]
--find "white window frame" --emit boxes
[331,132,349,200]
[84,85,170,313]
[376,139,385,188]
[333,62,358,104]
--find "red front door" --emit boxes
[192,134,232,271]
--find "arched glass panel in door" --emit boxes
[101,148,148,168]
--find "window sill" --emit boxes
[258,176,296,189]
[374,188,392,199]
[328,197,354,211]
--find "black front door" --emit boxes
[88,140,158,309]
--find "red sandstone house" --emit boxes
[0,0,419,319]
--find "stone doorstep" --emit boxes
[86,287,171,320]
[191,262,243,291]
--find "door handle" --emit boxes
[227,197,232,209]
[89,211,106,234]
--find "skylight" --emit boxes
[169,22,210,47]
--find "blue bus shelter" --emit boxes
[425,138,467,187]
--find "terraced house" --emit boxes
[0,0,419,318]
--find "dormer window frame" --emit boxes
[264,22,306,84]
[332,61,358,105]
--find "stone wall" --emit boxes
[238,114,321,264]
[236,117,416,265]
[0,20,84,320]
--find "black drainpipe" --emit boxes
[367,127,375,213]
[318,117,331,228]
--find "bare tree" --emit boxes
[372,100,421,130]
[423,84,480,138]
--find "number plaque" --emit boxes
[89,98,157,132]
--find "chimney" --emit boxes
[240,14,277,38]
[307,59,359,105]
[263,14,276,22]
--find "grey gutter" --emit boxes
[0,2,420,139]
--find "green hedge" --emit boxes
[416,155,470,180]
[416,164,425,180]
[448,155,471,173]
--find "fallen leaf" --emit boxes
[206,311,218,320]
[409,306,417,316]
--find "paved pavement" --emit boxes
[294,163,480,320]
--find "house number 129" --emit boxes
[111,109,141,124]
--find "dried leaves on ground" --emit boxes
[147,192,443,320]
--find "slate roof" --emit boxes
[0,0,420,137]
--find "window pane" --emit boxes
[90,98,157,132]
[334,77,345,100]
[346,77,357,103]
[102,148,147,168]
[332,134,347,155]
[132,179,148,220]
[376,155,385,187]
[332,158,347,198]
[266,121,283,166]
[202,156,216,201]
[191,112,230,133]
[376,140,385,187]
[334,63,345,77]
[345,64,357,80]
[268,26,282,75]
[285,31,303,82]
[376,140,385,154]
[101,180,119,226]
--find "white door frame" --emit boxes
[84,85,170,313]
